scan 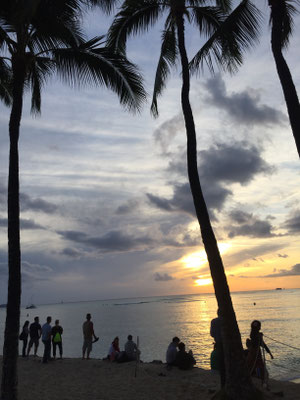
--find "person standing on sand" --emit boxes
[52,319,63,359]
[42,316,52,363]
[210,309,225,388]
[82,313,98,359]
[27,316,42,357]
[19,320,29,357]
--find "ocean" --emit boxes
[1,288,299,382]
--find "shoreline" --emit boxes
[0,356,299,399]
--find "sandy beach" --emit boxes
[1,356,299,400]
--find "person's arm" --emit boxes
[262,338,274,359]
[91,322,97,339]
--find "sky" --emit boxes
[0,1,299,304]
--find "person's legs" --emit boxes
[53,342,57,359]
[87,340,92,359]
[42,340,47,363]
[82,340,87,359]
[58,342,63,358]
[22,338,27,357]
[34,339,39,357]
[27,339,33,356]
[46,340,51,361]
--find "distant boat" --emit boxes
[275,288,283,290]
[26,304,36,309]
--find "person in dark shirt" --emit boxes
[19,320,29,357]
[51,319,63,359]
[175,342,196,370]
[27,316,42,357]
[210,309,225,387]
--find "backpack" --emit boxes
[53,332,61,343]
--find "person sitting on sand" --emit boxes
[82,313,98,360]
[124,335,139,361]
[166,336,180,367]
[108,336,121,361]
[52,319,63,359]
[27,316,42,357]
[175,342,196,370]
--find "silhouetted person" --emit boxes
[42,316,52,363]
[27,316,42,357]
[124,335,139,361]
[166,336,180,367]
[52,319,63,359]
[246,320,273,382]
[82,313,97,359]
[210,309,225,387]
[108,336,121,361]
[175,342,196,370]
[19,320,29,357]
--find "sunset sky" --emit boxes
[0,0,299,304]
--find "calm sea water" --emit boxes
[0,289,299,382]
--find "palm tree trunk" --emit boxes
[174,9,258,400]
[270,0,300,158]
[1,56,25,400]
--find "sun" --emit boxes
[194,277,213,286]
[181,242,231,270]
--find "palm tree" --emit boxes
[0,1,145,399]
[108,0,261,398]
[268,0,300,158]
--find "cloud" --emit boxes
[283,210,300,234]
[262,264,300,278]
[57,229,154,253]
[153,114,184,153]
[60,247,83,258]
[0,217,45,230]
[148,142,272,217]
[116,199,140,215]
[20,192,57,214]
[154,272,174,282]
[203,75,286,126]
[277,254,288,258]
[228,210,277,238]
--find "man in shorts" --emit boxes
[27,316,42,357]
[82,313,98,359]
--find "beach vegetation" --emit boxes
[107,0,263,398]
[268,0,300,158]
[0,0,145,399]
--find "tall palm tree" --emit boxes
[268,0,300,158]
[108,1,261,398]
[0,1,145,399]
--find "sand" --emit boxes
[1,357,299,400]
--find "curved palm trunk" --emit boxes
[174,9,257,400]
[270,0,300,158]
[1,57,25,400]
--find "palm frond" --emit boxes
[190,0,261,75]
[86,0,117,14]
[0,58,12,106]
[107,0,162,54]
[269,0,299,50]
[53,38,146,112]
[151,23,178,117]
[191,6,224,37]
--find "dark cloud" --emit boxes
[262,264,300,278]
[20,192,57,214]
[283,210,300,234]
[116,199,140,215]
[154,272,174,282]
[204,75,286,126]
[198,143,273,185]
[228,210,277,238]
[57,229,154,253]
[277,254,288,258]
[60,247,83,258]
[148,142,272,217]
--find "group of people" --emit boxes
[20,311,273,385]
[210,310,273,387]
[166,337,196,370]
[19,316,63,363]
